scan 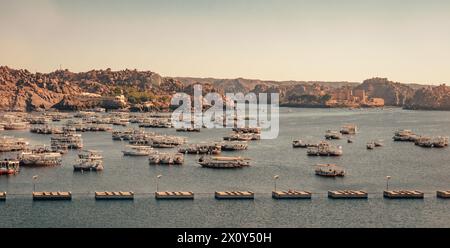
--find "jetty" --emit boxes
[32,191,72,200]
[155,191,194,199]
[436,190,450,198]
[383,190,424,199]
[328,190,368,199]
[215,191,254,199]
[95,191,134,200]
[272,190,312,199]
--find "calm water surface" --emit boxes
[1,107,450,227]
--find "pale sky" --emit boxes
[1,0,450,84]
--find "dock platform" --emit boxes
[437,190,450,198]
[95,191,134,200]
[155,191,194,199]
[33,191,72,200]
[272,190,311,199]
[383,190,424,199]
[215,191,254,199]
[0,192,5,200]
[328,190,368,199]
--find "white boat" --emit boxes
[122,145,155,156]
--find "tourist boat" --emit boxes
[148,153,184,165]
[27,117,51,125]
[220,141,248,151]
[366,142,375,149]
[78,150,103,160]
[51,133,83,149]
[74,150,104,171]
[0,136,29,152]
[314,164,345,177]
[178,143,221,154]
[393,129,419,142]
[30,125,64,134]
[307,142,342,156]
[340,124,357,135]
[20,151,62,166]
[325,130,342,140]
[415,136,449,148]
[146,135,186,148]
[176,127,201,132]
[73,159,104,171]
[292,139,307,148]
[292,140,318,148]
[198,156,250,169]
[232,127,261,134]
[122,145,155,156]
[0,159,20,175]
[138,118,172,128]
[223,132,260,141]
[3,122,29,130]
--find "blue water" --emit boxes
[1,107,450,227]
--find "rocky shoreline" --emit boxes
[1,66,449,112]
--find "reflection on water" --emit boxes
[1,107,450,227]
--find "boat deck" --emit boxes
[33,191,72,200]
[95,191,134,200]
[155,191,194,199]
[215,191,254,199]
[383,190,424,199]
[328,190,368,199]
[437,190,450,198]
[272,190,311,199]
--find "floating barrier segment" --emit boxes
[0,192,5,201]
[272,190,311,199]
[155,191,194,200]
[328,190,368,199]
[215,191,254,199]
[95,191,134,200]
[32,191,72,200]
[437,190,450,198]
[383,190,424,199]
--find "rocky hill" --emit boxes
[0,66,183,111]
[1,66,449,111]
[404,84,450,110]
[354,78,415,106]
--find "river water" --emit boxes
[1,107,450,227]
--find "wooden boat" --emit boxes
[315,164,345,177]
[198,156,250,169]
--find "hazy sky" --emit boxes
[1,0,450,84]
